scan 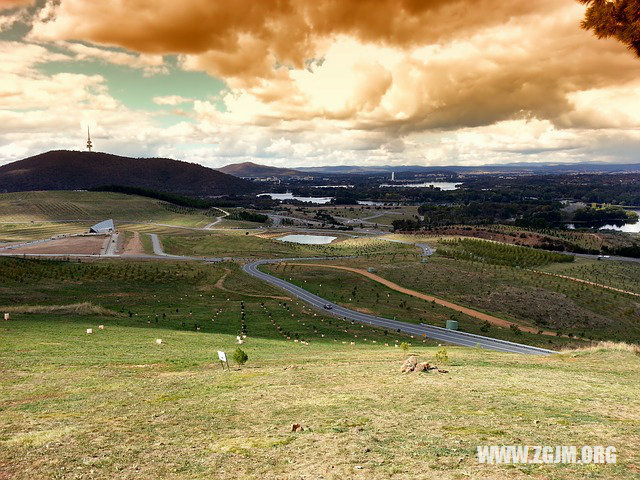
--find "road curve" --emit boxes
[243,258,554,355]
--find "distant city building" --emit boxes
[391,171,395,181]
[89,219,114,233]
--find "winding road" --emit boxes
[242,258,554,355]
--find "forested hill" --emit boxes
[0,150,255,197]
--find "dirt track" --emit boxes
[287,263,560,336]
[122,232,145,255]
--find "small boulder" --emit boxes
[291,423,304,432]
[401,356,418,373]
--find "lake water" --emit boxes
[257,192,333,204]
[599,211,640,233]
[379,182,462,190]
[278,234,337,245]
[566,210,640,233]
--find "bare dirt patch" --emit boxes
[9,235,107,255]
[122,232,145,255]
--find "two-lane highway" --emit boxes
[243,258,554,355]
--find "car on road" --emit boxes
[323,304,333,310]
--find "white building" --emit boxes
[89,219,115,233]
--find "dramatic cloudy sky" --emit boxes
[1,0,640,168]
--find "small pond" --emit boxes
[278,234,338,245]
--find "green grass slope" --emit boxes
[0,257,638,479]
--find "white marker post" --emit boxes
[3,313,9,321]
[217,350,229,371]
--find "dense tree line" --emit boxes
[573,206,639,225]
[227,209,269,223]
[89,185,268,209]
[392,202,564,231]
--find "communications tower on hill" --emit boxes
[86,126,93,152]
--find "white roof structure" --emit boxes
[89,219,115,233]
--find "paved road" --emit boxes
[149,233,166,256]
[243,258,554,355]
[103,232,119,256]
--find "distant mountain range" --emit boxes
[0,151,254,196]
[296,163,640,175]
[218,161,303,177]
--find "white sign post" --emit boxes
[217,350,229,371]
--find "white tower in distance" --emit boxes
[391,171,395,181]
[86,126,93,152]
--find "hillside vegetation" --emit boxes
[0,150,253,196]
[0,257,638,479]
[437,237,574,267]
[0,191,217,229]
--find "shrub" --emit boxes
[434,346,448,365]
[400,342,409,353]
[510,324,522,335]
[232,348,249,365]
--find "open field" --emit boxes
[1,192,639,479]
[1,257,639,479]
[161,231,415,259]
[0,222,89,243]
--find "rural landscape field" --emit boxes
[2,188,639,479]
[2,1,640,479]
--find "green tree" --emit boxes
[578,0,640,57]
[232,348,248,366]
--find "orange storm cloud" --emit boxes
[27,0,640,133]
[0,0,33,8]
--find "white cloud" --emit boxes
[60,42,167,75]
[152,95,193,106]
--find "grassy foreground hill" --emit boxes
[0,151,254,197]
[0,258,638,479]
